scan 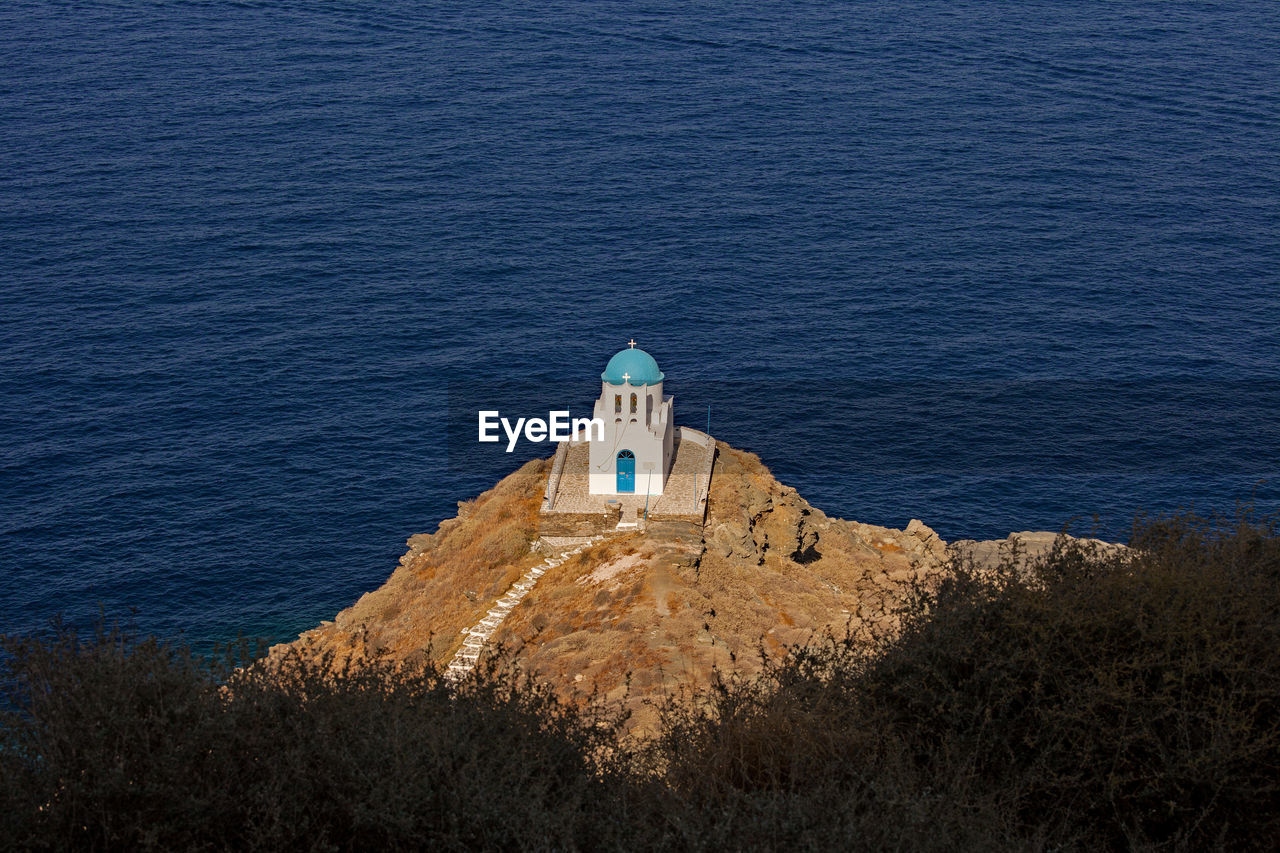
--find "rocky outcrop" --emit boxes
[949,530,1126,575]
[278,442,1118,735]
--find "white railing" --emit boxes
[678,425,711,447]
[677,427,716,508]
[542,440,570,511]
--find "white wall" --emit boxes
[588,380,672,496]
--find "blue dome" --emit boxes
[601,347,664,386]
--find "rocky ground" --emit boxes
[276,442,1117,735]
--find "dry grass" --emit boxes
[287,458,551,666]
[287,445,938,730]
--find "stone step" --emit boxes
[447,539,601,678]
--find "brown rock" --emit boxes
[280,443,1118,737]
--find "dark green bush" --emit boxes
[651,511,1280,851]
[3,511,1277,851]
[0,628,629,851]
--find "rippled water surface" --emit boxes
[2,1,1278,643]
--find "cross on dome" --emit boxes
[628,339,637,348]
[622,372,631,382]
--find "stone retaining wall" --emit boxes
[642,518,705,542]
[538,506,621,538]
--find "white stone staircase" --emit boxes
[445,537,603,681]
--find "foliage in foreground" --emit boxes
[0,635,629,851]
[652,510,1280,851]
[3,510,1278,851]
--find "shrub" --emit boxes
[4,511,1276,851]
[648,511,1280,850]
[0,625,629,851]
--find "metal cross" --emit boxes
[628,339,637,348]
[622,372,631,383]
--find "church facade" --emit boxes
[588,341,674,496]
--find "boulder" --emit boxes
[710,521,758,561]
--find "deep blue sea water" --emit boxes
[2,1,1277,646]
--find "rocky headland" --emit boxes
[277,441,1118,734]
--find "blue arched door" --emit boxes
[616,450,635,493]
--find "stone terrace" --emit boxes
[543,427,715,521]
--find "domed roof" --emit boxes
[601,345,664,386]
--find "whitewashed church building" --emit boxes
[588,341,675,496]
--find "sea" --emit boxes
[2,0,1277,647]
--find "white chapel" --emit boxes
[588,341,674,496]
